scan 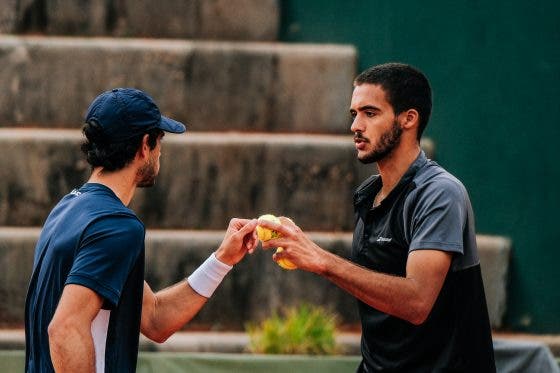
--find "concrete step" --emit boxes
[0,35,356,133]
[0,228,509,330]
[1,330,559,360]
[1,332,559,372]
[0,0,279,41]
[0,129,433,230]
[0,329,362,354]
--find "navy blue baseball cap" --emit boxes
[85,88,186,141]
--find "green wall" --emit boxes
[279,0,560,333]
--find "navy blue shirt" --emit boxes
[352,152,495,372]
[25,183,145,372]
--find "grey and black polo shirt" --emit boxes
[351,151,495,372]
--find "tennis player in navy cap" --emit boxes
[25,88,259,372]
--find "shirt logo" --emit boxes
[70,189,82,196]
[376,236,392,242]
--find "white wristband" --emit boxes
[187,253,233,298]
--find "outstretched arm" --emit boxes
[259,217,451,325]
[141,218,258,342]
[140,281,206,343]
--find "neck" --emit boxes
[88,167,138,206]
[376,143,421,198]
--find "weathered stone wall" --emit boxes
[0,36,356,133]
[477,235,511,328]
[0,129,433,231]
[0,0,18,33]
[0,228,510,330]
[0,0,279,40]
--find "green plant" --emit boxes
[246,303,340,355]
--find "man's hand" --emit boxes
[215,218,259,266]
[258,216,327,274]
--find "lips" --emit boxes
[355,141,367,151]
[354,135,369,150]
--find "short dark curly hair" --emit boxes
[354,63,432,140]
[81,120,163,171]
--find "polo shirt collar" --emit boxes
[394,150,428,190]
[354,150,428,207]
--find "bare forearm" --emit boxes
[258,217,448,325]
[141,218,256,342]
[49,325,95,372]
[319,251,428,324]
[142,281,207,343]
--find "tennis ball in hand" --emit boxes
[256,214,281,241]
[275,247,297,270]
[256,214,297,270]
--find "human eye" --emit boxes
[350,110,357,119]
[365,111,375,117]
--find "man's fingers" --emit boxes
[279,216,296,227]
[261,237,289,250]
[245,233,259,252]
[233,219,258,243]
[257,218,293,237]
[241,219,258,233]
[229,218,253,230]
[229,218,256,232]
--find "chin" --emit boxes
[358,153,380,164]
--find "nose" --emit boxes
[350,115,364,133]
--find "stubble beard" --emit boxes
[137,156,158,188]
[357,119,403,164]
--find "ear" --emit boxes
[399,109,420,130]
[136,134,151,160]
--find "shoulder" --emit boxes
[86,214,145,238]
[71,185,141,227]
[403,162,471,219]
[411,161,468,201]
[80,215,145,255]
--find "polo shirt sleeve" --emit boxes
[66,215,145,308]
[408,178,467,254]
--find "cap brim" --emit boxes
[159,115,187,134]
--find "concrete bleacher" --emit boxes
[0,227,509,330]
[0,0,280,41]
[0,0,523,356]
[0,36,355,133]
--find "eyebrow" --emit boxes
[350,105,381,113]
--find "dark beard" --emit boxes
[357,119,402,164]
[136,157,157,188]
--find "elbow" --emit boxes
[151,331,171,344]
[47,318,67,347]
[142,324,173,344]
[406,300,432,326]
[146,331,171,344]
[408,313,429,326]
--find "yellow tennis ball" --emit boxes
[275,247,297,270]
[256,214,281,242]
